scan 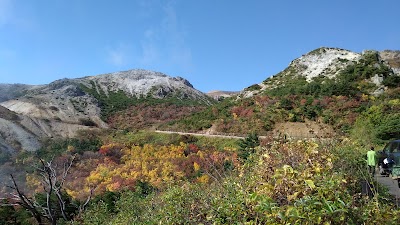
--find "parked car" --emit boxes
[378,139,400,187]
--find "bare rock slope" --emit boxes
[0,105,42,155]
[206,90,239,100]
[0,84,40,102]
[242,47,400,97]
[0,69,211,153]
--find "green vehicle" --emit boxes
[378,140,400,188]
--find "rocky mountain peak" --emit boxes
[240,47,399,98]
[290,47,361,81]
[1,69,209,122]
[78,69,199,98]
[0,69,212,153]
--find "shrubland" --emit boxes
[162,52,400,144]
[2,125,400,224]
[3,89,400,223]
[3,94,400,224]
[79,81,209,131]
[70,136,400,224]
[2,50,400,224]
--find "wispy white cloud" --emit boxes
[104,1,192,72]
[106,44,132,67]
[108,50,125,66]
[140,40,160,65]
[137,1,193,71]
[162,1,193,70]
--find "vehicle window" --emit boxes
[384,143,392,153]
[392,142,400,153]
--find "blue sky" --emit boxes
[0,0,399,92]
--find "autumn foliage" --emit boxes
[84,142,237,195]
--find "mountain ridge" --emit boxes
[240,47,400,98]
[0,69,213,154]
[163,47,400,138]
[1,47,399,154]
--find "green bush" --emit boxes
[383,75,400,88]
[237,132,260,161]
[72,139,400,224]
[36,136,102,159]
[74,200,110,225]
[245,84,262,91]
[352,102,400,144]
[80,82,212,121]
[0,200,32,225]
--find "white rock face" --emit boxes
[206,90,239,100]
[292,48,361,81]
[1,69,208,127]
[2,100,45,117]
[0,88,106,128]
[0,118,41,152]
[371,74,384,86]
[0,69,211,153]
[80,69,212,105]
[240,47,400,98]
[79,69,204,99]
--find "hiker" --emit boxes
[367,146,377,176]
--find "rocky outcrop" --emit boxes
[241,47,400,97]
[0,117,41,153]
[380,50,400,75]
[0,105,42,154]
[290,47,361,81]
[78,69,210,102]
[206,90,239,100]
[0,69,212,153]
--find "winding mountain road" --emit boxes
[154,130,245,139]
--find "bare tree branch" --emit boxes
[9,174,44,225]
[8,155,87,225]
[79,187,93,214]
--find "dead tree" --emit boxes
[9,174,44,224]
[8,155,92,225]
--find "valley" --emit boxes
[1,47,400,224]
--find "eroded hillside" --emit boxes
[0,69,214,153]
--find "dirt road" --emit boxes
[375,173,400,207]
[154,130,245,139]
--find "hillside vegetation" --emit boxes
[0,69,214,154]
[1,47,400,224]
[73,138,400,224]
[79,80,213,123]
[3,131,399,224]
[163,50,400,145]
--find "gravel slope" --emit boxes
[0,117,41,153]
[0,69,212,154]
